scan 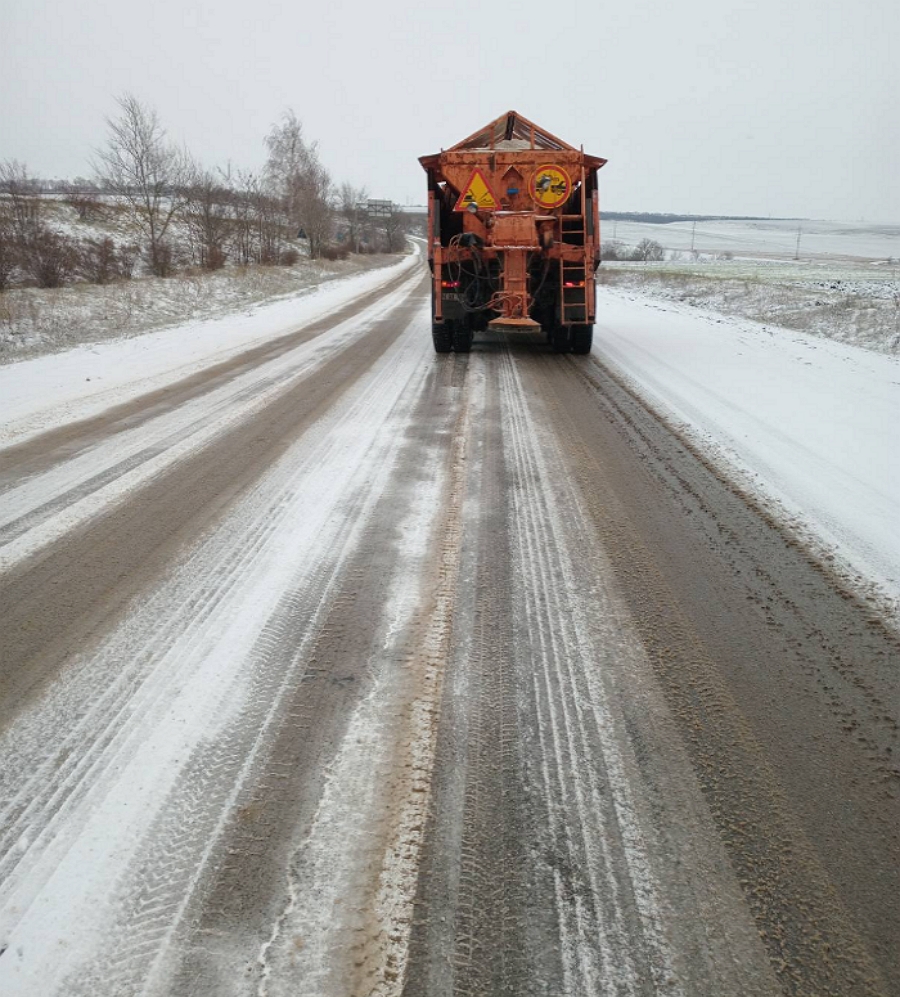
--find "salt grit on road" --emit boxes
[594,286,900,609]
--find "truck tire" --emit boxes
[571,324,594,354]
[452,321,474,353]
[550,325,570,353]
[433,322,453,353]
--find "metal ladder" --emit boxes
[560,213,587,325]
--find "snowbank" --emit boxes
[595,286,900,612]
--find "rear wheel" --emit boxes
[550,325,570,353]
[571,324,594,354]
[432,321,452,354]
[452,320,473,353]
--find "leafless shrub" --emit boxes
[601,239,625,261]
[19,225,78,288]
[65,187,101,222]
[149,240,178,278]
[182,167,231,270]
[0,214,16,292]
[1,161,43,255]
[256,214,283,265]
[354,240,382,255]
[279,248,300,266]
[319,244,349,261]
[629,238,665,262]
[78,237,120,284]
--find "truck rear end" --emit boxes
[419,111,607,354]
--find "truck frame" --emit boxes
[419,111,607,354]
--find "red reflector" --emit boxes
[441,280,460,288]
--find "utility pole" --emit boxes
[794,225,802,260]
[690,220,696,255]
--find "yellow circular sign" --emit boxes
[530,165,572,208]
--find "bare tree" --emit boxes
[382,205,410,253]
[94,94,190,276]
[338,182,368,253]
[0,161,79,288]
[264,111,332,259]
[227,170,259,266]
[252,178,285,265]
[0,160,42,237]
[222,170,285,266]
[295,163,332,259]
[0,214,15,292]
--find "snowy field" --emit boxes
[593,218,900,613]
[598,260,900,355]
[594,285,900,616]
[605,217,900,261]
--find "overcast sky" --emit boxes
[3,0,898,221]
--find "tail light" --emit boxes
[564,280,585,288]
[441,280,460,289]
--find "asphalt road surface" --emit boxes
[0,267,897,997]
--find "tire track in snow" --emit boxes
[0,285,432,997]
[0,275,427,721]
[497,350,679,996]
[404,339,780,997]
[0,282,425,877]
[0,271,422,571]
[251,369,471,997]
[527,349,895,995]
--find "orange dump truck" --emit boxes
[419,110,607,354]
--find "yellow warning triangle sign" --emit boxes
[454,169,499,212]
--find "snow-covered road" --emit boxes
[0,258,897,997]
[594,287,900,611]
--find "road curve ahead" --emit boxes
[0,272,897,997]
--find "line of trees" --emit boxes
[0,95,409,292]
